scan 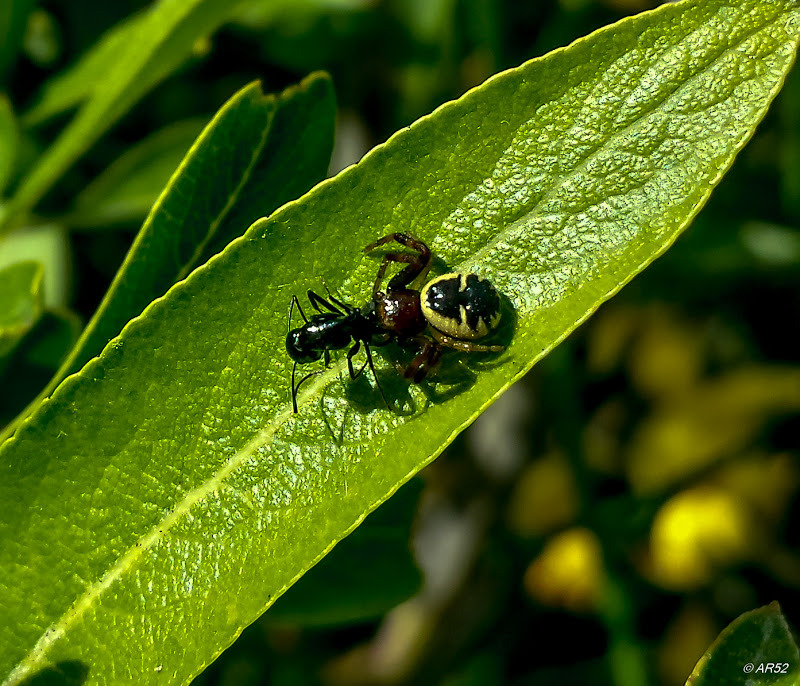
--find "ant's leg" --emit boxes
[291,361,299,413]
[322,285,354,314]
[346,341,365,379]
[431,329,504,353]
[364,343,391,410]
[307,289,343,314]
[293,369,322,412]
[324,348,331,368]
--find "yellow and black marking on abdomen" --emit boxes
[420,272,502,340]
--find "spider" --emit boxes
[364,232,504,382]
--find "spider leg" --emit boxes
[365,232,432,293]
[400,335,442,383]
[431,329,504,353]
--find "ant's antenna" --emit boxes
[291,362,322,413]
[288,295,308,335]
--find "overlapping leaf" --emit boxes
[0,73,335,443]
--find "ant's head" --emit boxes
[285,327,323,363]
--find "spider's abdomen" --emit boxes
[420,273,501,340]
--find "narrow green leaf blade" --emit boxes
[1,1,798,685]
[1,0,240,233]
[687,603,800,685]
[21,11,149,128]
[0,95,18,195]
[70,119,206,227]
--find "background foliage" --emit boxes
[1,0,799,685]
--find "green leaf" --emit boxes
[267,479,422,627]
[1,0,798,684]
[0,95,18,196]
[687,603,800,685]
[232,0,370,31]
[0,73,335,441]
[70,119,206,227]
[0,0,36,85]
[20,11,149,128]
[1,0,241,234]
[0,261,44,362]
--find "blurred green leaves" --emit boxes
[1,0,245,234]
[0,0,35,84]
[70,119,205,228]
[0,96,17,195]
[1,1,799,685]
[0,261,43,363]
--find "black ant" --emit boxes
[285,289,390,413]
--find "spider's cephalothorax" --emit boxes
[285,290,390,412]
[364,232,504,382]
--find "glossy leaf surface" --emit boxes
[1,1,798,684]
